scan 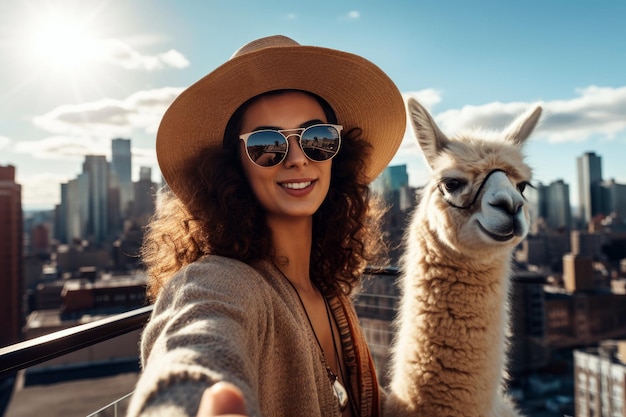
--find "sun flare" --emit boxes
[23,7,101,74]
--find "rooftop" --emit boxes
[6,371,138,417]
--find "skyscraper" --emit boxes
[379,164,411,210]
[0,165,23,347]
[111,138,133,217]
[83,155,110,244]
[133,166,156,226]
[524,181,546,234]
[111,138,132,184]
[381,164,409,191]
[54,185,68,244]
[577,152,603,224]
[602,179,626,221]
[62,173,89,242]
[546,179,572,231]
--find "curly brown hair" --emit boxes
[142,91,388,301]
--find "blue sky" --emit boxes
[1,0,625,210]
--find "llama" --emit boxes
[384,98,542,417]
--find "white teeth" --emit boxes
[281,181,312,190]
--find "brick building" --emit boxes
[0,165,23,347]
[574,340,626,417]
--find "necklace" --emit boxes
[282,273,349,412]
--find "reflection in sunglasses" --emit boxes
[240,124,342,167]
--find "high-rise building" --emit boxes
[602,179,626,220]
[374,164,414,263]
[546,179,572,231]
[563,253,594,292]
[577,152,604,224]
[509,272,549,375]
[0,165,23,347]
[133,166,156,226]
[381,164,409,191]
[571,230,603,259]
[522,179,571,232]
[83,155,110,243]
[54,199,67,244]
[64,174,90,242]
[524,181,546,234]
[56,173,89,243]
[574,341,626,417]
[379,164,412,211]
[111,138,131,184]
[111,138,133,217]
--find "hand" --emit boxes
[196,382,248,417]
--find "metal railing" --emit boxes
[0,305,153,379]
[0,266,399,416]
[0,266,398,380]
[86,391,134,417]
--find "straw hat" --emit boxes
[157,35,406,203]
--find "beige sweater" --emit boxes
[125,256,379,417]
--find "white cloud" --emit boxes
[33,87,183,136]
[5,24,190,206]
[434,101,537,136]
[387,89,444,172]
[394,85,626,182]
[98,38,190,71]
[404,89,442,111]
[21,87,178,168]
[407,85,626,145]
[538,85,626,143]
[0,136,11,149]
[399,89,443,153]
[347,11,360,19]
[14,136,110,160]
[156,49,191,69]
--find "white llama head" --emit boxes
[408,98,542,256]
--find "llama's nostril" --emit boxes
[489,194,524,216]
[489,200,513,215]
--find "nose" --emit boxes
[484,171,525,216]
[489,190,524,216]
[283,136,308,167]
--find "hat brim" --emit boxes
[157,44,406,203]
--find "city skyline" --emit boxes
[14,145,620,217]
[0,0,625,210]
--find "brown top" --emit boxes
[125,255,379,417]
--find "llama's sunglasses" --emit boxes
[239,124,343,168]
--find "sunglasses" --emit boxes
[239,123,343,168]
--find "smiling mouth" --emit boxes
[476,221,515,242]
[280,181,313,190]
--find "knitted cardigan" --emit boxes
[125,255,380,417]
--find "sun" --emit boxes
[31,19,95,70]
[22,6,101,74]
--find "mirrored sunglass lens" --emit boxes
[246,131,288,167]
[300,125,340,161]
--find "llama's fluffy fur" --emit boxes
[384,99,542,417]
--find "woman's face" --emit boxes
[239,91,333,221]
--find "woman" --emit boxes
[126,35,406,417]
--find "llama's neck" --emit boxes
[388,216,513,416]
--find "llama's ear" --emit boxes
[408,97,450,169]
[503,106,542,146]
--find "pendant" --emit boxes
[332,377,349,411]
